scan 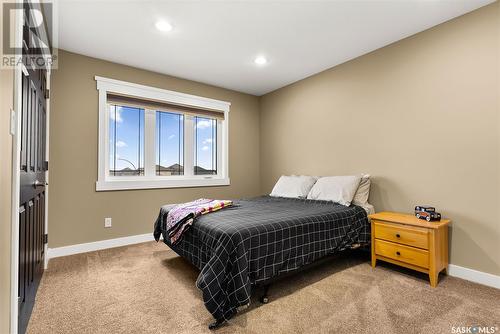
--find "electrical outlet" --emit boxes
[104,217,112,228]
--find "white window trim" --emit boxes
[95,76,230,191]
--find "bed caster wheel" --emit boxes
[208,319,225,330]
[260,284,270,304]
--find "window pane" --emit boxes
[156,111,184,176]
[195,116,217,175]
[108,105,144,176]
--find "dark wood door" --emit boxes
[18,21,48,334]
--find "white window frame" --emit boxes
[95,76,230,191]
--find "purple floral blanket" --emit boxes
[166,198,233,244]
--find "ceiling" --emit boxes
[56,0,495,96]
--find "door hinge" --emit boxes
[43,234,48,244]
[43,161,49,170]
[45,89,50,99]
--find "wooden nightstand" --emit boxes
[369,211,451,287]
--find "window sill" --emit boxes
[96,177,230,191]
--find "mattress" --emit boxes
[153,196,370,321]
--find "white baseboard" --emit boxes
[47,233,154,259]
[47,234,500,290]
[448,264,500,289]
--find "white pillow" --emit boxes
[307,175,362,206]
[352,174,371,206]
[270,175,317,199]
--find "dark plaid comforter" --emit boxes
[153,196,370,321]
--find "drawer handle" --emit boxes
[395,233,401,238]
[396,251,401,256]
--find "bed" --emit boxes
[153,196,370,328]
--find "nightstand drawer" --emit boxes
[373,221,429,249]
[375,239,429,268]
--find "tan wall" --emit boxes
[49,50,261,248]
[260,3,500,275]
[0,68,14,333]
[50,4,500,276]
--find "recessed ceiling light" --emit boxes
[254,56,267,65]
[155,20,173,32]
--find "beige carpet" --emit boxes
[27,241,500,334]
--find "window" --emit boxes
[195,117,217,175]
[96,76,230,191]
[109,105,144,176]
[156,111,184,176]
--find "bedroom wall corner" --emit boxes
[48,50,261,248]
[259,2,500,276]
